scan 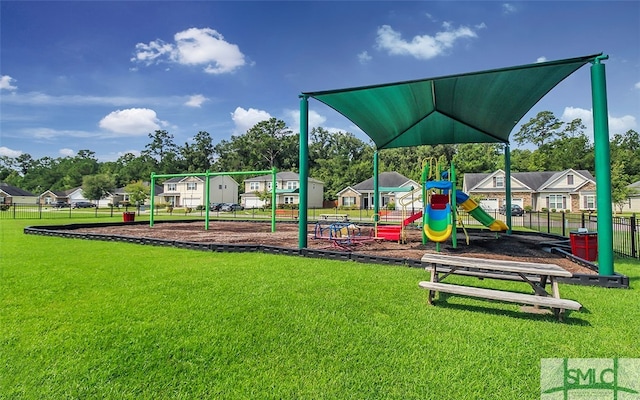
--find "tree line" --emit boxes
[1,113,638,207]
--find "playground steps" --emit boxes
[377,212,422,243]
[376,225,403,243]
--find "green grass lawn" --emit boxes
[1,218,639,399]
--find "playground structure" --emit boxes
[374,157,509,249]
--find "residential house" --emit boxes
[241,171,324,208]
[614,180,640,212]
[337,172,422,210]
[0,182,37,205]
[40,186,91,206]
[463,169,596,212]
[97,183,164,207]
[159,175,239,207]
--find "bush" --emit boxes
[524,205,533,212]
[195,205,205,211]
[386,202,396,211]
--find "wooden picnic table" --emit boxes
[418,253,582,321]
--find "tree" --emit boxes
[309,128,372,200]
[452,143,501,174]
[82,174,116,202]
[244,118,295,169]
[142,130,179,173]
[611,130,640,183]
[513,111,564,147]
[212,118,298,172]
[610,159,633,213]
[124,181,150,206]
[180,131,215,172]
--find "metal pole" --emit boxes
[271,168,277,233]
[150,172,156,227]
[205,171,211,230]
[298,95,309,248]
[451,162,457,248]
[505,143,512,234]
[591,54,614,275]
[373,150,379,227]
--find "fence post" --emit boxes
[581,212,586,229]
[546,210,551,234]
[561,211,566,236]
[631,213,637,259]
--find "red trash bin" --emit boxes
[569,231,598,261]
[123,212,136,222]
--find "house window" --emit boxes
[284,196,294,204]
[342,197,356,206]
[493,176,504,188]
[249,182,260,191]
[286,181,298,190]
[187,182,197,191]
[567,174,574,185]
[267,182,279,190]
[167,183,177,191]
[218,185,223,190]
[548,194,566,210]
[583,195,596,209]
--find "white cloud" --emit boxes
[635,82,640,90]
[562,106,637,135]
[375,22,480,60]
[99,108,165,136]
[285,109,327,132]
[0,146,22,157]
[502,3,517,15]
[0,75,18,91]
[185,94,208,108]
[358,51,372,64]
[536,56,547,63]
[132,27,246,74]
[59,148,75,157]
[231,107,272,134]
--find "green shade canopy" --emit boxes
[303,53,601,149]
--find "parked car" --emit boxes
[210,203,223,211]
[220,203,243,212]
[498,204,524,216]
[51,201,70,208]
[72,201,97,209]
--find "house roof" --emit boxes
[0,182,36,197]
[352,172,415,191]
[245,171,323,184]
[163,176,205,183]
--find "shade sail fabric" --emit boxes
[303,54,601,149]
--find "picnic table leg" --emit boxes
[427,264,438,304]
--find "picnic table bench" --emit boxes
[418,253,582,321]
[319,214,349,222]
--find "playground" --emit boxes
[70,220,596,275]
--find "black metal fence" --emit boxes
[458,210,640,260]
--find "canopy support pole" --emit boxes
[373,151,379,225]
[298,95,309,249]
[505,143,512,234]
[591,55,614,275]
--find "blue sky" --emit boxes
[1,1,639,162]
